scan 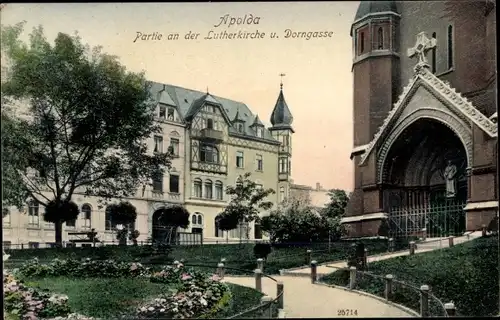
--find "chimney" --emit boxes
[316,182,321,190]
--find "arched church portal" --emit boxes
[380,118,468,238]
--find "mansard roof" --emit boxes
[250,114,265,127]
[148,81,280,144]
[232,108,245,123]
[359,66,498,165]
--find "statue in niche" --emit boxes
[444,160,458,198]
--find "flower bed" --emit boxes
[7,256,232,319]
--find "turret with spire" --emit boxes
[269,74,294,198]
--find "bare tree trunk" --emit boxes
[55,221,63,248]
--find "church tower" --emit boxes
[269,78,294,204]
[348,1,401,215]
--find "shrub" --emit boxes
[253,243,272,260]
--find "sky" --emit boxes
[1,2,360,191]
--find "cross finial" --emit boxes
[407,32,436,70]
[279,73,286,90]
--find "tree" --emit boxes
[215,172,275,242]
[260,199,342,244]
[107,201,137,246]
[1,22,173,246]
[153,206,190,244]
[322,189,349,219]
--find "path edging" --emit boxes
[314,282,420,318]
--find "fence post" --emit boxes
[384,274,394,301]
[482,224,487,237]
[276,281,284,309]
[422,228,427,241]
[217,263,225,279]
[388,238,394,252]
[260,296,274,318]
[409,241,416,255]
[444,302,456,317]
[306,249,312,265]
[448,237,454,247]
[363,248,368,270]
[349,266,357,290]
[255,269,263,292]
[420,285,430,317]
[257,258,264,272]
[310,260,317,283]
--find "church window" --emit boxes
[447,25,454,69]
[200,144,219,163]
[431,32,437,74]
[377,27,383,49]
[360,32,365,53]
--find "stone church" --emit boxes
[342,1,498,238]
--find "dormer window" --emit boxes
[167,108,175,121]
[256,127,264,138]
[159,105,166,119]
[237,123,244,133]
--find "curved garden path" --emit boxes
[224,232,482,318]
[223,275,413,318]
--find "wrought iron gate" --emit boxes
[387,186,466,239]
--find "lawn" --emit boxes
[320,236,499,317]
[22,277,172,319]
[6,238,413,275]
[212,283,265,318]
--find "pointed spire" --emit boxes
[233,107,245,122]
[251,114,264,127]
[270,75,293,128]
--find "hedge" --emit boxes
[6,238,414,275]
[320,236,499,317]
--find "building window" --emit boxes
[28,242,39,249]
[207,118,214,129]
[170,138,179,156]
[192,213,203,227]
[169,174,180,193]
[237,123,244,133]
[256,127,264,138]
[359,31,365,54]
[204,179,213,199]
[431,32,437,74]
[66,219,76,228]
[377,27,383,50]
[279,157,288,173]
[193,178,202,198]
[159,105,166,119]
[154,136,163,153]
[229,221,250,239]
[215,219,224,237]
[256,154,263,171]
[105,206,117,231]
[200,144,219,163]
[289,160,292,174]
[254,222,262,239]
[279,187,285,202]
[28,200,39,226]
[236,151,244,168]
[215,181,223,200]
[212,106,217,113]
[3,208,10,226]
[447,25,453,69]
[82,204,91,228]
[167,107,175,121]
[152,170,163,192]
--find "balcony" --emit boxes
[199,128,223,143]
